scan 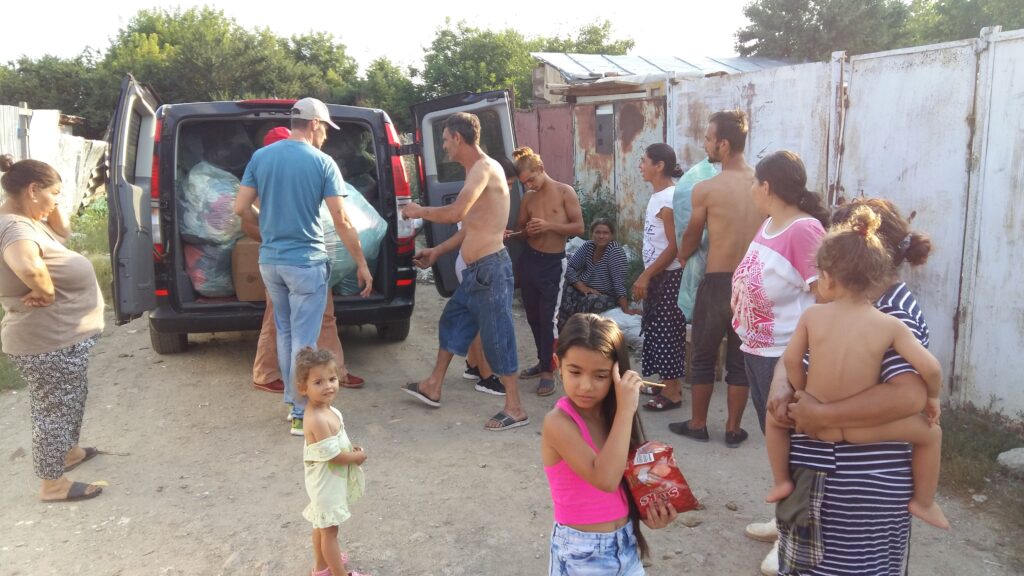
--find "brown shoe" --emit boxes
[253,379,284,393]
[342,374,365,389]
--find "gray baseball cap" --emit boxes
[291,97,340,130]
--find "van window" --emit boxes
[432,109,506,183]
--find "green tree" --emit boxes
[0,51,109,137]
[541,20,635,54]
[906,0,1024,45]
[421,19,635,109]
[352,58,419,133]
[735,0,909,61]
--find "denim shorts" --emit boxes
[439,249,518,376]
[549,522,644,576]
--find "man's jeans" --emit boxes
[259,262,330,419]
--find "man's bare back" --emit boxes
[693,166,762,273]
[518,180,581,253]
[461,155,511,263]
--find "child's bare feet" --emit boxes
[766,481,795,503]
[909,498,950,529]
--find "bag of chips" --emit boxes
[624,441,699,518]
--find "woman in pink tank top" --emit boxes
[541,314,679,575]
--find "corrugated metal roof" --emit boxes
[531,52,789,82]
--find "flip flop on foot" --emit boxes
[42,481,103,502]
[64,447,101,472]
[401,383,440,407]
[519,364,543,379]
[485,410,529,431]
[341,374,365,389]
[536,378,556,397]
[643,394,682,411]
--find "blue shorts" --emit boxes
[549,522,644,576]
[439,249,518,376]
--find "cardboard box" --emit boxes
[232,238,266,301]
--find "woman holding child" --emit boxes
[765,195,941,575]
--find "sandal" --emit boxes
[341,374,365,389]
[519,364,543,379]
[643,394,682,411]
[400,383,441,407]
[485,410,530,431]
[64,447,100,472]
[42,480,103,502]
[640,384,658,396]
[536,378,556,397]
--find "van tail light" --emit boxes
[386,121,415,256]
[151,119,164,260]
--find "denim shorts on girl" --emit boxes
[549,522,644,576]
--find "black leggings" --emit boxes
[518,246,566,372]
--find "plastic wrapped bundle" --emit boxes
[179,161,244,245]
[184,242,236,297]
[321,185,388,295]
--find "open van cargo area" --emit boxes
[168,117,390,310]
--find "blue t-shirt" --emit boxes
[241,140,344,265]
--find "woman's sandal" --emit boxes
[643,394,682,411]
[64,447,100,472]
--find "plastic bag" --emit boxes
[673,159,719,319]
[179,161,244,245]
[184,242,236,297]
[601,307,643,350]
[625,441,700,518]
[321,184,388,294]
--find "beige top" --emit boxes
[0,214,104,355]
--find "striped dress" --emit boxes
[783,282,928,576]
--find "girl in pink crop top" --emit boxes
[541,314,679,575]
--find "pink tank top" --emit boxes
[544,397,630,525]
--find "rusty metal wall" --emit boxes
[613,99,666,250]
[667,62,831,193]
[574,103,615,207]
[839,41,979,393]
[536,106,575,186]
[513,109,539,155]
[957,29,1024,412]
[514,107,574,186]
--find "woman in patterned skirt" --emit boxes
[634,144,687,411]
[0,155,105,502]
[557,217,630,331]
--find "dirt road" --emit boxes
[1,288,1019,575]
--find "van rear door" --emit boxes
[411,91,519,297]
[107,74,160,325]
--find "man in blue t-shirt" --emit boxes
[235,97,372,436]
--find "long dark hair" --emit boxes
[754,150,829,229]
[644,143,684,179]
[556,313,649,559]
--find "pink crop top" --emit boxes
[544,397,630,525]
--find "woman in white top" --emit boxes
[634,143,687,411]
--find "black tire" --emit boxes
[376,318,411,342]
[149,321,188,354]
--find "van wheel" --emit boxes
[150,323,188,354]
[376,318,411,342]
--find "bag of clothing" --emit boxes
[184,242,235,297]
[321,185,388,294]
[179,161,244,246]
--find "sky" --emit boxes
[2,1,752,72]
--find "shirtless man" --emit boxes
[511,147,584,396]
[669,110,763,448]
[400,112,527,431]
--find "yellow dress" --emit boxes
[302,406,365,528]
